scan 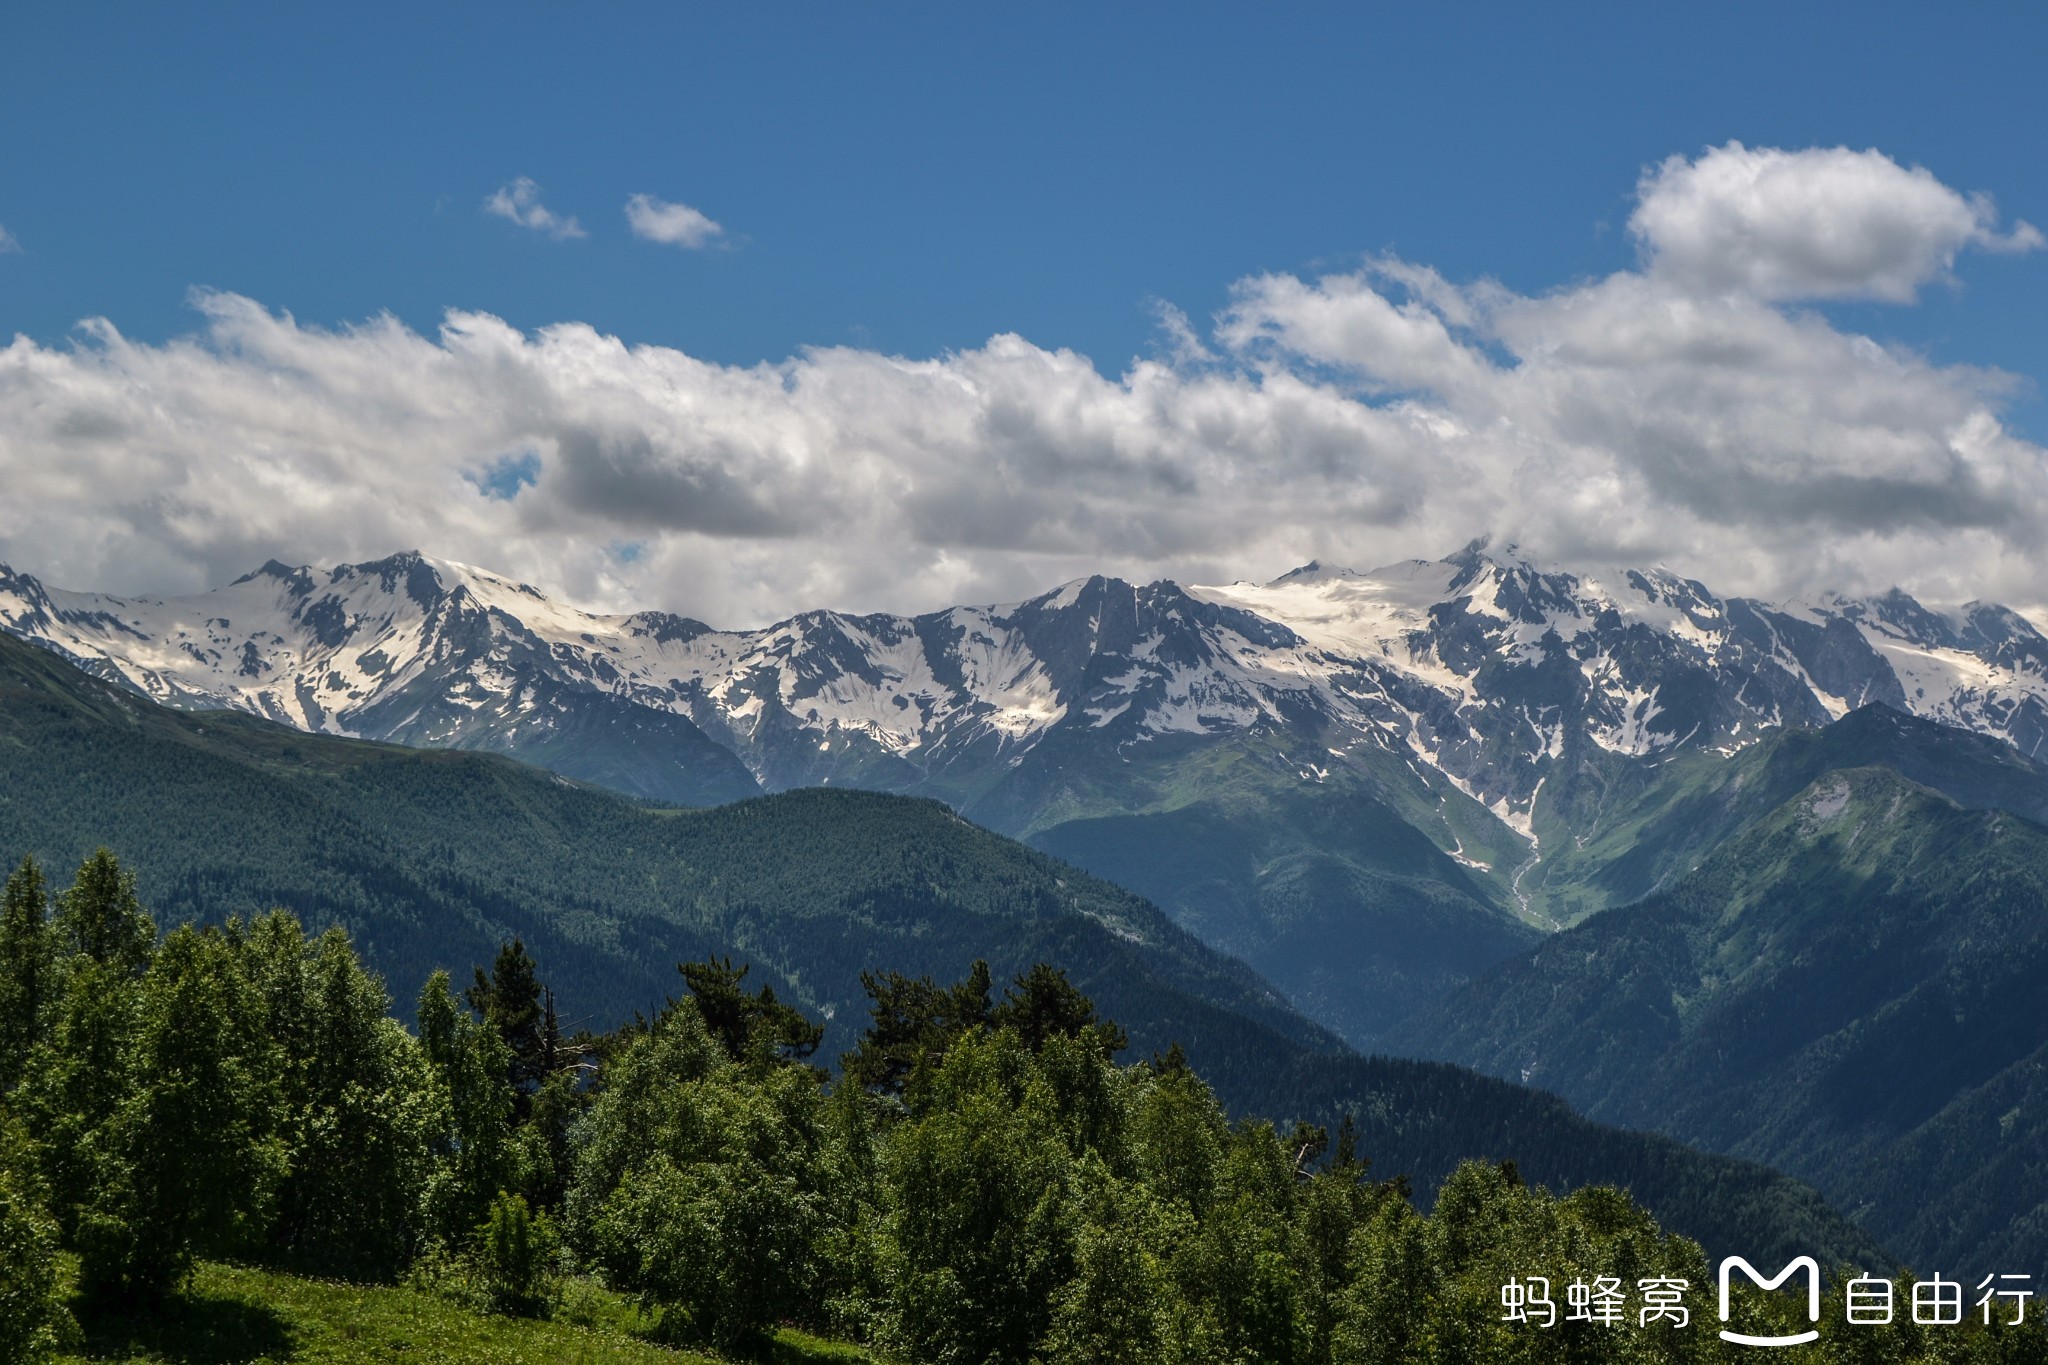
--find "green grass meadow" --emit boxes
[54,1259,876,1365]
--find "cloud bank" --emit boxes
[2,143,2044,625]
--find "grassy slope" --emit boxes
[57,1260,869,1365]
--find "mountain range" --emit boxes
[0,624,1878,1271]
[9,543,2048,1044]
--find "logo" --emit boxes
[1719,1256,1820,1347]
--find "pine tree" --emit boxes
[994,963,1128,1056]
[467,939,547,1103]
[678,955,824,1067]
[0,856,56,1093]
[843,960,994,1096]
[54,849,153,974]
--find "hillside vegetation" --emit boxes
[1400,759,2048,1274]
[0,861,2022,1363]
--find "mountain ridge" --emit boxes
[13,544,2048,1043]
[11,545,2047,827]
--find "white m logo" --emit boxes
[1718,1256,1821,1347]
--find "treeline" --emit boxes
[1,851,2043,1363]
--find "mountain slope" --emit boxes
[0,625,1325,1063]
[1517,702,2048,926]
[0,626,1883,1268]
[14,547,2048,830]
[1016,732,1539,1041]
[1396,754,2048,1272]
[13,543,2048,1042]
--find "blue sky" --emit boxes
[3,3,2048,619]
[7,3,2044,393]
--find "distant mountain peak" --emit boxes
[1269,560,1362,586]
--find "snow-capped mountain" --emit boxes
[5,542,2048,838]
[16,540,2048,1047]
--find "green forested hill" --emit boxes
[1516,702,2048,928]
[0,629,1880,1267]
[1399,760,2048,1273]
[0,629,1328,1063]
[1005,730,1539,1047]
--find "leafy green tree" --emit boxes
[564,992,727,1249]
[1330,1192,1429,1365]
[1295,1161,1376,1365]
[0,856,56,1094]
[476,1190,558,1317]
[1172,1124,1303,1363]
[418,969,517,1249]
[814,1080,890,1342]
[16,852,160,1255]
[0,1105,67,1362]
[514,1069,580,1214]
[1130,1050,1228,1219]
[247,912,442,1279]
[74,924,287,1298]
[881,1027,1077,1364]
[573,1000,831,1349]
[1043,1161,1203,1365]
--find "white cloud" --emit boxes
[483,177,586,240]
[1,146,2044,625]
[624,193,724,249]
[1631,142,2043,302]
[0,224,19,253]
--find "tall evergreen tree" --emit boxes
[0,856,56,1093]
[993,962,1127,1056]
[678,955,824,1067]
[843,960,993,1097]
[466,939,558,1108]
[53,849,153,974]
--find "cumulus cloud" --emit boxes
[1632,142,2043,302]
[483,177,586,240]
[1,145,2044,624]
[624,193,724,249]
